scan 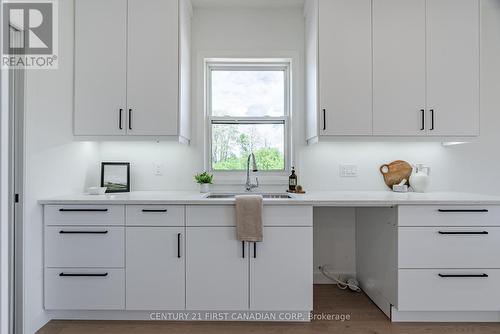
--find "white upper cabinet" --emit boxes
[426,0,480,136]
[318,0,372,136]
[74,0,127,136]
[372,0,427,136]
[74,0,191,142]
[305,0,480,140]
[127,0,179,136]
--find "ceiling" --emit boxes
[191,0,305,9]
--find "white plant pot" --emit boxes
[199,183,210,193]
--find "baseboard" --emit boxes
[46,311,312,322]
[391,307,500,322]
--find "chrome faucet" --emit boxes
[245,153,259,191]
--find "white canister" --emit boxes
[409,164,430,193]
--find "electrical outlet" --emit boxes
[154,163,163,176]
[340,164,358,177]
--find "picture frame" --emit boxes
[100,162,130,193]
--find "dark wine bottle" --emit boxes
[289,167,297,192]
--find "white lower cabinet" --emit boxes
[45,268,125,310]
[126,227,185,310]
[250,227,313,311]
[186,227,249,310]
[43,204,311,314]
[398,269,500,311]
[185,206,313,312]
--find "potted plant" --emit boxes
[194,171,213,193]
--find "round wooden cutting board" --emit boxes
[379,160,412,189]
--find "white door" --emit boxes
[186,227,248,310]
[426,0,480,136]
[250,227,313,311]
[373,0,426,136]
[126,227,185,310]
[126,0,179,136]
[74,0,127,135]
[319,0,372,136]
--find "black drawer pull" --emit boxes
[177,233,182,258]
[438,231,488,235]
[59,273,108,277]
[59,230,108,234]
[438,209,488,213]
[142,209,168,213]
[242,241,245,258]
[253,242,257,259]
[438,273,488,278]
[59,209,108,212]
[119,108,123,130]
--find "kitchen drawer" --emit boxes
[399,227,500,269]
[44,205,125,226]
[398,205,500,227]
[126,205,184,226]
[45,226,124,268]
[398,269,500,311]
[44,268,125,310]
[186,205,313,227]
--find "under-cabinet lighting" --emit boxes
[441,142,468,147]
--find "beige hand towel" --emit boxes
[235,195,263,242]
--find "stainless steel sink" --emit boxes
[206,193,293,199]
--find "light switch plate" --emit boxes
[340,164,358,177]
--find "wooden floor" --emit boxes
[38,285,500,334]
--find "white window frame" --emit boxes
[205,60,292,176]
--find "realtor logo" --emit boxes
[2,0,58,69]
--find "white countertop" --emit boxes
[38,190,500,206]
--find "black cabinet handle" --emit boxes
[438,209,489,213]
[177,233,181,258]
[420,109,425,130]
[119,108,123,130]
[128,109,132,130]
[59,208,108,212]
[253,242,257,259]
[322,109,326,131]
[242,241,245,258]
[59,273,108,277]
[430,109,435,131]
[438,273,488,278]
[438,231,488,235]
[142,209,168,213]
[59,230,108,234]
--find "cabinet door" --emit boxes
[319,0,372,136]
[186,227,248,310]
[126,0,179,136]
[373,0,426,136]
[426,0,479,136]
[126,227,185,310]
[250,227,313,311]
[74,0,127,135]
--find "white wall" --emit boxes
[21,1,500,331]
[23,1,100,333]
[0,1,10,331]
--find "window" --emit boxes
[206,61,290,172]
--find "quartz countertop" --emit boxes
[38,190,500,206]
